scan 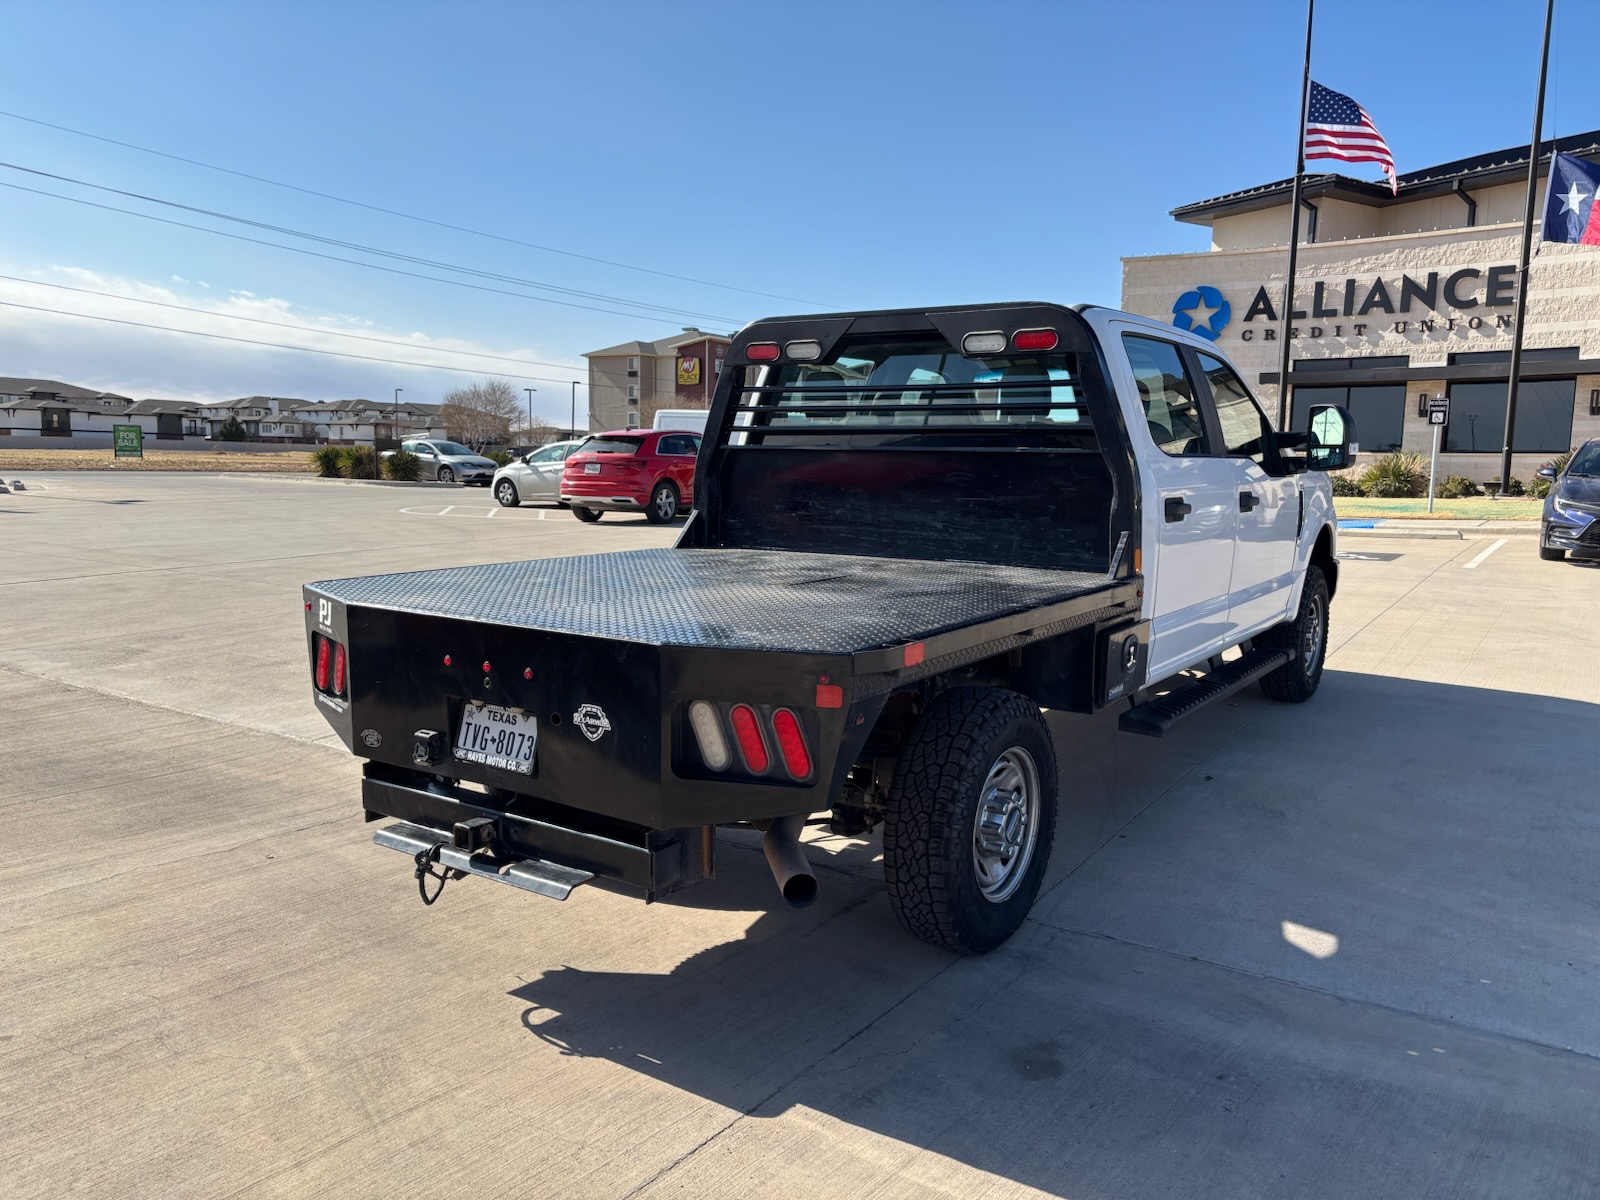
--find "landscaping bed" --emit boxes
[0,449,314,473]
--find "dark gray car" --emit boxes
[398,439,499,486]
[1539,438,1600,561]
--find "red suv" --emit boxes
[560,429,701,524]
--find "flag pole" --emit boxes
[1276,0,1315,429]
[1498,0,1555,491]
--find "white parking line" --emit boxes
[1463,538,1508,569]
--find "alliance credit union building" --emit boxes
[1122,131,1600,483]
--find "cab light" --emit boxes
[1012,328,1059,351]
[314,637,331,691]
[728,704,770,773]
[771,709,812,780]
[746,342,780,361]
[785,339,822,361]
[962,331,1007,356]
[332,643,347,695]
[689,701,732,772]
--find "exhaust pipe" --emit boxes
[763,814,818,909]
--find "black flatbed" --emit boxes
[310,548,1121,657]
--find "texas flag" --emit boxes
[1542,152,1600,245]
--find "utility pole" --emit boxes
[392,387,402,445]
[524,387,536,443]
[571,380,578,437]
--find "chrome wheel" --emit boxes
[650,484,678,522]
[438,466,455,484]
[971,747,1041,903]
[1302,591,1326,677]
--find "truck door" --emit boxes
[1118,332,1239,680]
[1193,352,1299,636]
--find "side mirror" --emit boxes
[1536,465,1557,480]
[1306,404,1357,472]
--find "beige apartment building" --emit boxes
[1122,131,1600,483]
[583,327,731,432]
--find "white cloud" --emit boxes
[0,264,585,416]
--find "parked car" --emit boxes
[493,440,583,507]
[560,429,700,523]
[1538,438,1600,561]
[392,439,499,485]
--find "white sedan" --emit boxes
[493,440,584,507]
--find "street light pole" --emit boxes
[393,387,402,445]
[524,387,536,443]
[571,380,578,436]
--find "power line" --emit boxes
[0,297,589,385]
[0,273,592,372]
[0,178,738,330]
[0,160,741,326]
[0,107,831,308]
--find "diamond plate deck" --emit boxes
[311,549,1112,655]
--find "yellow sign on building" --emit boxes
[677,356,701,386]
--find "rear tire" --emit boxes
[571,505,602,523]
[1258,564,1329,703]
[646,481,679,524]
[495,480,520,507]
[882,687,1057,954]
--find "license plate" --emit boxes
[455,702,537,774]
[584,462,601,474]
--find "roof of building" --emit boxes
[0,377,133,403]
[125,398,201,415]
[584,327,732,358]
[1172,128,1600,225]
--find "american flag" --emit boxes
[1305,81,1397,195]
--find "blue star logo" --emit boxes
[1172,286,1231,341]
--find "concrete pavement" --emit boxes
[3,473,1598,1199]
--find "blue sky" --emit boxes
[3,0,1596,417]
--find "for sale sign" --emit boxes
[113,424,144,457]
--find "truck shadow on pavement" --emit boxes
[505,670,1600,1198]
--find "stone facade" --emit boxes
[1123,185,1600,482]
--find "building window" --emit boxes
[627,356,639,376]
[1294,355,1411,374]
[1447,347,1577,367]
[626,411,640,428]
[627,384,639,403]
[41,408,71,436]
[1292,385,1407,453]
[1444,379,1575,453]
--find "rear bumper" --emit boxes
[559,492,646,511]
[362,763,712,900]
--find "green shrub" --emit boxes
[1501,475,1525,497]
[1329,474,1362,497]
[383,449,421,481]
[215,415,247,442]
[342,445,380,479]
[1530,475,1551,499]
[1357,451,1427,498]
[311,446,344,478]
[487,450,513,467]
[1433,474,1480,499]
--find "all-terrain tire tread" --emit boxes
[1258,565,1329,703]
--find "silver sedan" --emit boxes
[399,439,500,486]
[493,440,583,506]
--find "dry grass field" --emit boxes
[0,448,313,473]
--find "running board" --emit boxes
[374,821,594,900]
[1117,647,1294,738]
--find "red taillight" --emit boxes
[1012,328,1059,351]
[333,643,347,695]
[746,342,780,361]
[815,684,844,709]
[314,636,331,690]
[771,709,812,780]
[728,704,770,773]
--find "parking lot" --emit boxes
[3,473,1598,1199]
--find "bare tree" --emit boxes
[513,415,560,446]
[440,378,520,450]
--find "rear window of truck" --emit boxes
[729,333,1093,449]
[576,437,641,454]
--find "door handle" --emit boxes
[1164,496,1192,523]
[1239,491,1260,512]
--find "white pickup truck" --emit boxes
[306,301,1354,953]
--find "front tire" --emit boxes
[571,505,602,523]
[495,480,520,507]
[883,687,1058,954]
[1258,564,1329,703]
[1539,537,1566,561]
[437,466,455,484]
[646,481,679,524]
